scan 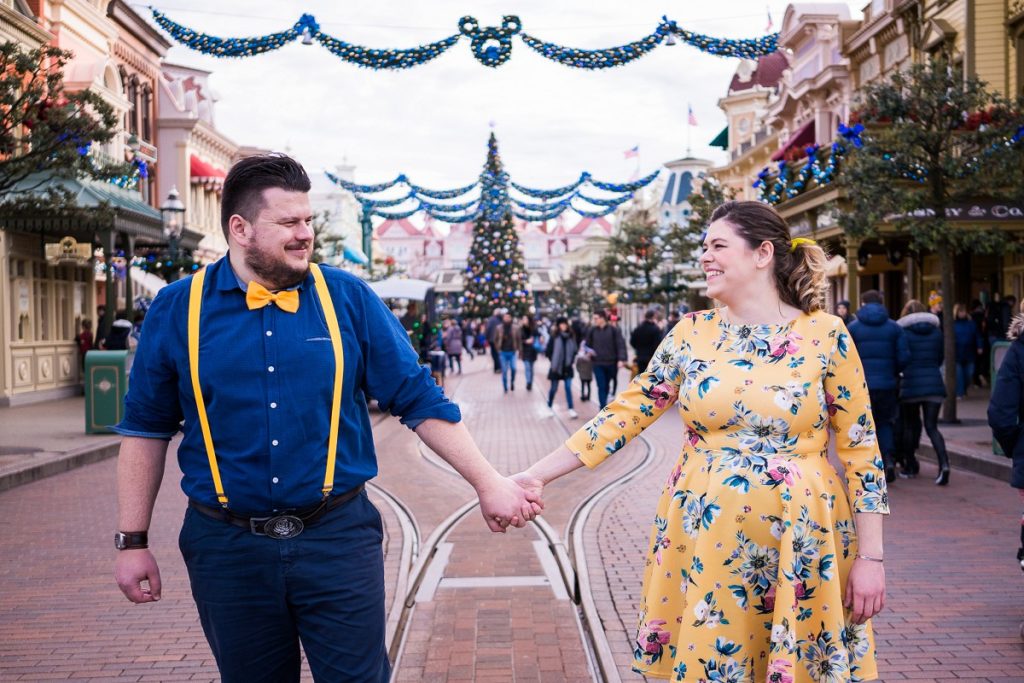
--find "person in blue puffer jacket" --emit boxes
[849,290,911,483]
[986,311,1024,572]
[897,299,950,485]
[953,303,983,398]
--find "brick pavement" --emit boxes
[380,354,645,683]
[585,409,1024,683]
[0,437,403,682]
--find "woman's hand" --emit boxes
[845,558,885,624]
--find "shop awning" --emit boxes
[709,126,729,149]
[2,173,163,239]
[2,173,204,250]
[771,120,816,161]
[190,155,227,184]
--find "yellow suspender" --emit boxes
[309,263,345,499]
[187,263,344,507]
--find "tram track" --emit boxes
[381,365,662,682]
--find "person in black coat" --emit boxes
[986,312,1024,570]
[849,290,910,482]
[897,300,950,485]
[629,309,665,376]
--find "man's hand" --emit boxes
[844,558,885,624]
[115,549,162,603]
[476,474,544,533]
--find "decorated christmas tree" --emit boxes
[462,134,531,318]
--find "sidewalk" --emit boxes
[0,386,1010,494]
[0,397,120,493]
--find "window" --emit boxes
[141,86,152,141]
[126,77,139,136]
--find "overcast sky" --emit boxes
[143,0,863,193]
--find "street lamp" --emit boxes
[161,187,186,282]
[161,186,185,260]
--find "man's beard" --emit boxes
[245,242,310,290]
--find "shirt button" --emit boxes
[272,439,279,446]
[266,330,273,337]
[270,402,278,409]
[268,366,275,373]
[272,477,279,484]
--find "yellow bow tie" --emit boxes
[246,281,300,313]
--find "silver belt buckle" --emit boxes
[259,514,305,539]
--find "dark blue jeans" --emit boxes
[592,363,617,407]
[500,350,517,390]
[179,491,389,682]
[868,388,899,469]
[547,377,574,410]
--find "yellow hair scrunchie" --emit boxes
[790,237,817,252]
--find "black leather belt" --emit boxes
[188,484,364,539]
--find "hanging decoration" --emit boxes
[151,9,778,69]
[324,141,658,225]
[753,120,1024,205]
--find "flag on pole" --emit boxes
[688,105,698,127]
[623,145,639,159]
[765,7,774,32]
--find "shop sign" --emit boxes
[894,203,1024,221]
[45,236,93,265]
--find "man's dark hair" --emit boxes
[593,310,608,321]
[221,153,311,238]
[861,289,884,305]
[644,309,657,320]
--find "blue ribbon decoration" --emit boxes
[356,194,414,209]
[151,9,779,69]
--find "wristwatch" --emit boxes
[114,531,149,550]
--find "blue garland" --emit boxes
[589,169,661,192]
[407,181,477,199]
[511,175,588,199]
[327,171,406,193]
[151,9,779,69]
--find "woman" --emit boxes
[521,315,539,391]
[953,303,982,398]
[545,317,579,419]
[442,318,464,374]
[514,201,887,682]
[897,300,950,485]
[986,310,1024,571]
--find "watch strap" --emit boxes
[115,531,149,550]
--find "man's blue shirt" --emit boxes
[114,257,460,514]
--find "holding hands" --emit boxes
[476,473,544,532]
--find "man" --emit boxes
[629,308,665,376]
[112,154,539,682]
[848,289,910,483]
[492,311,522,392]
[584,310,627,407]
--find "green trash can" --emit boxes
[991,341,1011,456]
[85,350,133,434]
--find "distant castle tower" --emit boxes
[658,156,712,230]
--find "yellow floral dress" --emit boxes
[566,309,889,683]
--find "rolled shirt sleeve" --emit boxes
[356,282,461,428]
[112,287,184,440]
